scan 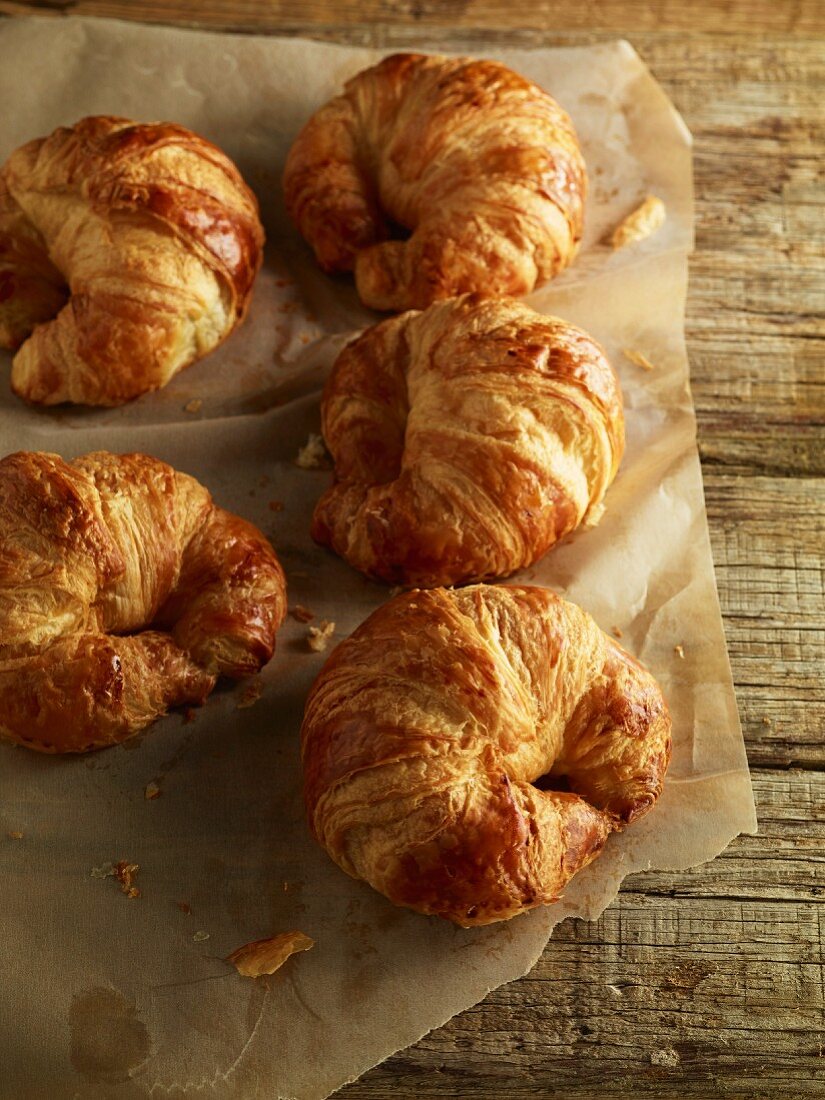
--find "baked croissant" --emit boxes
[0,116,264,405]
[312,294,624,587]
[283,52,586,311]
[302,585,671,927]
[0,451,286,752]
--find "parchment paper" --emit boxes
[0,18,757,1100]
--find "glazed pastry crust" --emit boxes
[301,585,671,927]
[284,52,586,311]
[312,294,624,587]
[0,451,286,752]
[0,116,264,405]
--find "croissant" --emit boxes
[283,52,586,311]
[312,294,624,587]
[0,116,264,405]
[0,451,286,752]
[302,585,671,927]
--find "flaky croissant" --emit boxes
[0,116,264,405]
[302,585,671,927]
[0,451,286,752]
[312,294,624,587]
[283,52,586,311]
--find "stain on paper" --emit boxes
[69,986,150,1083]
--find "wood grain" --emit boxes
[1,3,823,1097]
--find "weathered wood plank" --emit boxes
[341,892,825,1098]
[1,0,824,36]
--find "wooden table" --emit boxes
[2,3,822,1097]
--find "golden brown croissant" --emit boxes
[302,585,671,927]
[312,294,624,587]
[0,116,264,405]
[0,451,286,752]
[283,52,586,311]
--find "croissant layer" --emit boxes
[0,450,286,752]
[284,52,586,310]
[0,116,264,405]
[301,585,671,926]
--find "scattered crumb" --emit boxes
[144,781,161,801]
[7,830,23,840]
[623,347,657,372]
[283,882,289,892]
[606,984,623,997]
[269,499,284,513]
[308,620,336,653]
[114,860,140,899]
[183,398,203,414]
[226,931,314,978]
[177,901,192,915]
[193,930,210,943]
[611,626,623,639]
[674,644,685,659]
[762,717,772,726]
[290,604,315,623]
[237,679,263,709]
[610,195,666,249]
[650,1048,680,1069]
[90,862,115,879]
[182,708,197,725]
[295,433,330,470]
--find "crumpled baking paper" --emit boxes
[0,18,757,1100]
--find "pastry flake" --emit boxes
[226,932,314,978]
[610,195,666,249]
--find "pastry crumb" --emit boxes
[611,626,623,639]
[269,499,284,512]
[295,433,330,470]
[226,931,314,978]
[674,644,685,659]
[176,901,192,915]
[308,620,336,652]
[623,348,657,372]
[762,716,772,726]
[610,195,666,249]
[237,679,264,709]
[7,829,23,840]
[582,501,606,529]
[193,930,210,943]
[606,983,623,997]
[650,1048,680,1068]
[114,860,140,899]
[144,781,161,801]
[183,398,203,414]
[290,604,315,623]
